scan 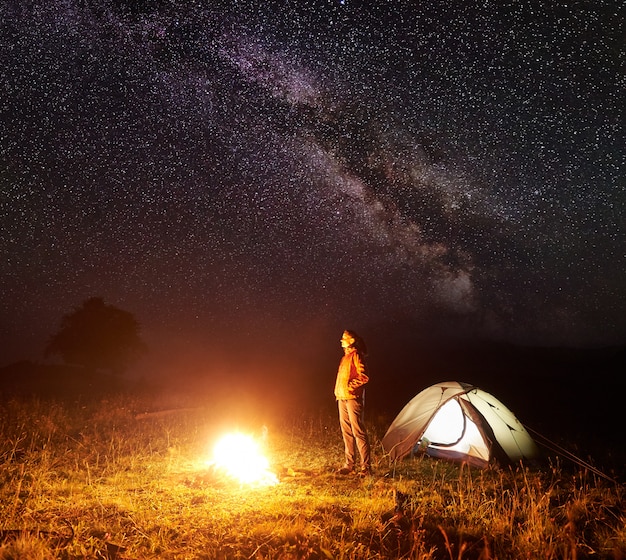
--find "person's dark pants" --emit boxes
[337,397,370,471]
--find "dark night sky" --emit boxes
[1,1,624,383]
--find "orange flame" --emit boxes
[208,432,278,486]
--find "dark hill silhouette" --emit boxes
[364,334,625,478]
[1,338,623,476]
[368,335,624,443]
[1,338,623,447]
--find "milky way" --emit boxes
[1,1,624,367]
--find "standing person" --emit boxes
[334,330,371,477]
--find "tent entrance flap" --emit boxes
[420,398,490,463]
[421,398,467,447]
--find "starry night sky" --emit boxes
[1,1,624,379]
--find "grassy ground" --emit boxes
[0,393,624,559]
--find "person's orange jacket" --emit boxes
[334,348,369,400]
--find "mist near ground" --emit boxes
[2,325,623,472]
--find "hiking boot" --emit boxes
[336,466,354,475]
[357,467,371,478]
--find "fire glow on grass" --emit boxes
[208,432,279,486]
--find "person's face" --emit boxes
[340,332,355,349]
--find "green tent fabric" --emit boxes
[382,381,539,468]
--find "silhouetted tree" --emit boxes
[45,297,146,374]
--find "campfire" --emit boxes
[207,432,279,486]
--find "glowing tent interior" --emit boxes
[382,381,539,468]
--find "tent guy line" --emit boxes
[523,425,619,485]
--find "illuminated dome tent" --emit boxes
[382,381,539,468]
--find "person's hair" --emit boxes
[344,329,367,356]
